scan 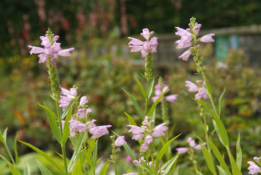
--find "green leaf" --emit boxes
[201,144,216,175]
[217,166,226,175]
[227,148,242,175]
[124,112,137,126]
[148,89,167,117]
[205,79,212,94]
[135,77,147,98]
[0,128,7,143]
[194,99,214,115]
[209,141,231,175]
[123,144,136,162]
[218,88,226,116]
[61,98,77,119]
[161,155,179,175]
[99,160,110,175]
[92,141,98,167]
[24,165,30,175]
[19,141,65,174]
[122,88,144,119]
[39,104,61,144]
[236,134,242,171]
[7,161,21,175]
[72,159,83,175]
[14,135,18,164]
[212,116,229,147]
[68,133,86,173]
[36,160,53,175]
[155,134,180,162]
[148,79,155,98]
[62,108,72,144]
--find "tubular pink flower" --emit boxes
[28,46,45,55]
[248,161,260,174]
[127,125,144,134]
[176,147,188,154]
[133,160,140,166]
[59,87,77,111]
[152,123,168,137]
[128,37,144,45]
[200,33,215,42]
[254,157,260,162]
[77,109,85,119]
[140,143,149,152]
[194,24,202,35]
[165,95,178,103]
[132,133,143,141]
[79,96,88,106]
[140,28,154,40]
[178,49,191,61]
[145,135,153,144]
[152,84,177,103]
[115,136,127,146]
[89,125,112,139]
[195,88,208,100]
[58,48,74,57]
[69,119,87,137]
[86,108,92,114]
[185,81,198,92]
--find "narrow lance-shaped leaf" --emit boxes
[212,116,229,147]
[218,88,226,116]
[201,143,216,175]
[227,147,242,175]
[61,98,77,119]
[62,107,73,144]
[122,88,145,119]
[7,161,21,175]
[14,135,18,164]
[36,160,54,175]
[236,133,242,171]
[124,112,137,126]
[148,90,167,116]
[19,141,65,174]
[99,160,110,175]
[148,79,155,98]
[135,77,147,98]
[161,155,179,175]
[39,104,61,144]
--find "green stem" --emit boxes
[145,78,149,115]
[4,143,15,165]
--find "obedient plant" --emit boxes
[0,17,260,175]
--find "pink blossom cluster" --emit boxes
[127,116,168,152]
[248,157,261,174]
[128,28,158,58]
[59,87,78,111]
[152,83,178,103]
[176,137,206,154]
[115,136,127,147]
[175,24,215,61]
[185,80,208,100]
[28,35,74,65]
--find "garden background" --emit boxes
[0,0,261,174]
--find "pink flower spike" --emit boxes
[195,88,208,100]
[80,96,88,106]
[140,28,154,40]
[176,147,188,154]
[115,136,127,146]
[69,119,87,137]
[166,94,178,103]
[185,81,198,92]
[58,48,74,57]
[145,135,153,144]
[200,33,215,42]
[89,125,112,139]
[248,161,261,174]
[187,137,196,147]
[194,24,202,35]
[178,49,191,61]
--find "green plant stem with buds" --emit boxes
[46,29,68,175]
[145,53,153,116]
[111,136,119,175]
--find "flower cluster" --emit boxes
[127,116,168,152]
[152,83,178,103]
[248,157,261,174]
[176,137,206,154]
[175,24,215,61]
[59,87,77,111]
[28,34,74,65]
[185,80,208,100]
[128,28,158,58]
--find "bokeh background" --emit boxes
[1,0,261,174]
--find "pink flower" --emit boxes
[86,108,92,114]
[185,80,208,100]
[69,119,87,137]
[28,35,74,65]
[152,84,178,103]
[77,109,85,119]
[79,96,88,106]
[145,135,153,144]
[133,160,141,166]
[128,28,158,58]
[200,33,215,42]
[127,125,144,134]
[89,125,112,139]
[176,147,189,154]
[152,123,168,137]
[115,136,127,146]
[194,24,202,35]
[59,87,77,111]
[187,137,205,150]
[178,49,191,61]
[248,161,260,174]
[140,143,149,152]
[175,27,192,49]
[254,157,260,162]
